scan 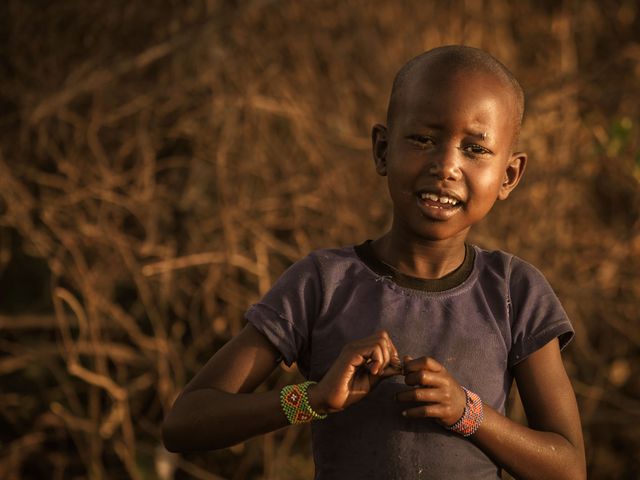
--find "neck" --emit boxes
[371,231,468,280]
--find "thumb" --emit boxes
[402,355,413,375]
[380,359,404,378]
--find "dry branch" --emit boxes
[1,1,638,478]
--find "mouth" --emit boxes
[415,190,463,220]
[417,191,463,208]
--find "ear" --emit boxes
[498,151,527,200]
[371,123,388,176]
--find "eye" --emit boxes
[461,144,492,157]
[407,135,435,147]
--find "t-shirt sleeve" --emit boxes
[244,254,321,370]
[507,257,574,368]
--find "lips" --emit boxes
[418,191,461,206]
[415,189,464,219]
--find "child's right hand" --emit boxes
[308,330,402,414]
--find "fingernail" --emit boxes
[401,410,407,417]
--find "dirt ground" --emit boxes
[1,1,639,478]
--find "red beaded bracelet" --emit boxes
[446,386,484,437]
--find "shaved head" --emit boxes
[386,45,525,146]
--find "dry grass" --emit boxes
[0,1,639,478]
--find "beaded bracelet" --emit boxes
[280,381,328,424]
[446,386,484,437]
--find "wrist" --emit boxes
[446,386,484,437]
[306,383,329,416]
[280,381,328,424]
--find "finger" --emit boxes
[379,335,391,373]
[367,344,385,375]
[403,356,444,374]
[401,398,465,425]
[381,362,404,377]
[428,357,444,372]
[381,352,402,377]
[401,355,412,374]
[349,331,399,375]
[388,355,402,371]
[404,370,448,387]
[370,331,396,375]
[340,343,378,372]
[375,331,395,372]
[396,387,444,404]
[382,333,400,367]
[380,340,403,377]
[401,356,424,373]
[402,404,450,419]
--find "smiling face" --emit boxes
[372,65,527,244]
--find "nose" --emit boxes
[428,145,462,181]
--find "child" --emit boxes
[162,45,586,479]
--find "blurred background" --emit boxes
[1,0,639,478]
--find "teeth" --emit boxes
[424,193,438,202]
[420,192,459,205]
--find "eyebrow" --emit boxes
[409,120,491,141]
[418,125,490,142]
[466,130,489,141]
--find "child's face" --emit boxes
[373,67,526,243]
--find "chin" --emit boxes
[410,224,471,243]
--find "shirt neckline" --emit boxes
[353,240,476,292]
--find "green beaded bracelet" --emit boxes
[280,381,328,424]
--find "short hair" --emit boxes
[386,45,525,143]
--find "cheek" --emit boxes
[386,158,421,194]
[467,165,505,196]
[387,177,414,206]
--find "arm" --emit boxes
[473,338,586,480]
[161,324,286,451]
[396,339,586,480]
[162,325,402,452]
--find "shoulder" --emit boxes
[472,245,570,326]
[472,245,552,288]
[473,246,574,363]
[269,244,364,289]
[276,244,357,273]
[308,244,360,265]
[305,244,368,277]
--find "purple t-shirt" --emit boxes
[245,243,573,479]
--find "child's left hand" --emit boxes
[395,356,467,427]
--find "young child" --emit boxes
[162,45,586,479]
